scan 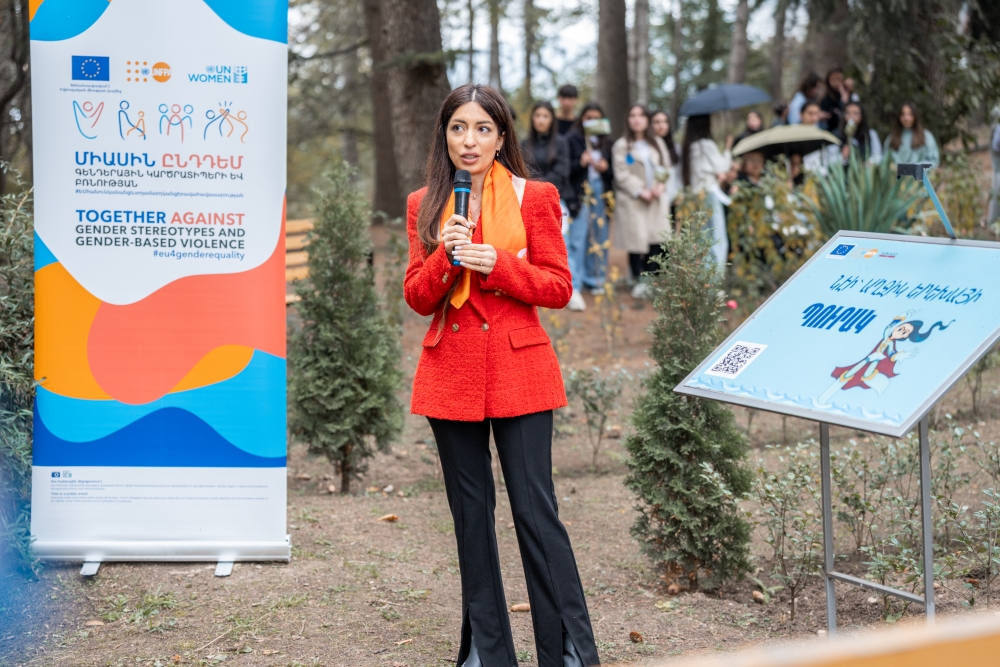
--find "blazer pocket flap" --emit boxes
[509,326,550,349]
[422,328,442,348]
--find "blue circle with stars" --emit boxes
[79,58,103,79]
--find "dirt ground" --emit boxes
[4,234,999,667]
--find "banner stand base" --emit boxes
[214,562,234,577]
[80,562,101,576]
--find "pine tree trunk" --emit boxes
[340,443,354,494]
[634,0,650,105]
[814,0,849,78]
[467,0,475,83]
[489,0,503,90]
[728,0,750,84]
[671,0,684,120]
[769,0,789,101]
[363,0,405,218]
[381,0,451,197]
[523,0,535,105]
[596,0,629,137]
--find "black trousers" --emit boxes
[428,411,600,667]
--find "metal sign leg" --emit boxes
[919,416,936,623]
[820,423,837,636]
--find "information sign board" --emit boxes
[677,232,1000,437]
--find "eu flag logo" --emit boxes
[72,56,109,81]
[828,244,855,259]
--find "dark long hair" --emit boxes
[651,110,680,164]
[798,71,821,98]
[623,104,668,169]
[524,100,558,169]
[681,114,713,187]
[889,102,926,151]
[571,101,612,153]
[416,84,528,255]
[840,102,872,156]
[901,319,953,343]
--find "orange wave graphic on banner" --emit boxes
[169,344,255,393]
[87,216,286,405]
[34,262,111,400]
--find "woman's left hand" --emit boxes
[452,243,498,275]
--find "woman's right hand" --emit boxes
[580,150,593,167]
[443,215,474,261]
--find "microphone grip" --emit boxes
[452,187,471,266]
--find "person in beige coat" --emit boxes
[612,104,674,298]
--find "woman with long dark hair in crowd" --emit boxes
[565,102,614,311]
[404,83,599,667]
[612,104,674,298]
[819,68,848,132]
[837,102,882,164]
[884,102,939,168]
[681,113,735,268]
[788,72,821,124]
[651,109,682,216]
[521,100,572,203]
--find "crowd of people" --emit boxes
[518,74,951,312]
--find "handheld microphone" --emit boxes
[452,170,472,266]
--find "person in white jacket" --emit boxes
[680,114,735,269]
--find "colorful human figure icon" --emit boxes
[118,101,146,140]
[72,100,104,139]
[204,102,249,143]
[159,103,194,142]
[818,312,953,405]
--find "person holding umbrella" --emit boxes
[677,83,771,270]
[680,114,735,269]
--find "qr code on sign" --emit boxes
[704,341,767,379]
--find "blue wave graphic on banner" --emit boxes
[34,232,58,271]
[34,404,285,467]
[30,0,110,41]
[203,0,287,43]
[36,351,286,458]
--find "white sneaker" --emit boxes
[567,289,587,311]
[631,282,651,299]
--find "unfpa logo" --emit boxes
[125,60,170,83]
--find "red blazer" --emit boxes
[404,179,572,421]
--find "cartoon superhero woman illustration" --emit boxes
[817,312,953,405]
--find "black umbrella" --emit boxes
[679,84,772,117]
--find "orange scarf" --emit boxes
[439,161,526,308]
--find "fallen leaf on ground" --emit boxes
[667,583,680,595]
[510,603,530,612]
[84,620,104,626]
[327,484,337,494]
[395,638,413,645]
[295,473,311,481]
[367,486,381,493]
[383,484,394,493]
[655,600,677,611]
[506,522,515,529]
[867,596,878,604]
[629,631,643,643]
[752,590,764,603]
[262,649,279,655]
[376,514,399,522]
[564,521,573,526]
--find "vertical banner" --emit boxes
[29,0,290,561]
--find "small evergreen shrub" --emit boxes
[288,164,404,494]
[566,367,628,472]
[0,167,37,574]
[624,220,753,591]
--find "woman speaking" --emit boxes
[403,83,600,667]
